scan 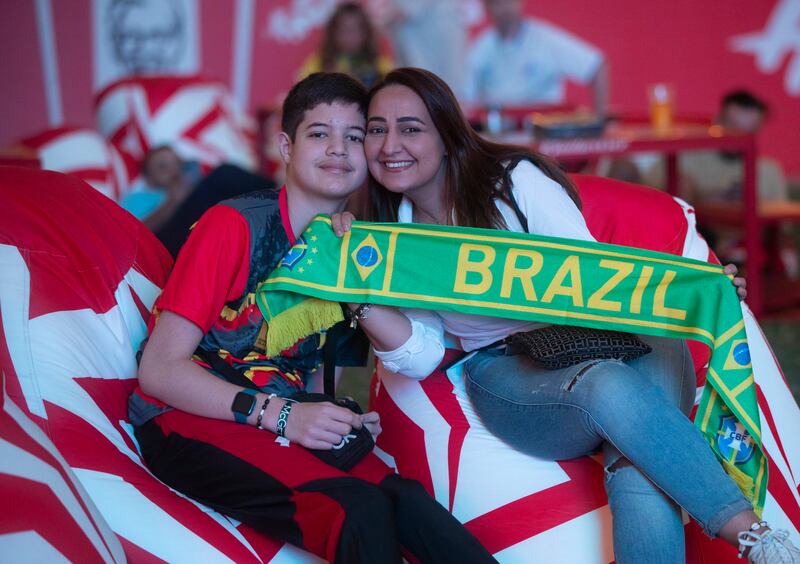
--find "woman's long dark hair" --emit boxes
[367,68,580,228]
[320,2,378,72]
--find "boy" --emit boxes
[131,73,494,563]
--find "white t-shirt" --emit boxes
[396,160,595,353]
[463,18,603,106]
[390,0,468,97]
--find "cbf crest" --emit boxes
[280,235,308,270]
[717,414,755,464]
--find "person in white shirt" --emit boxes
[385,0,468,98]
[333,67,799,564]
[464,0,608,114]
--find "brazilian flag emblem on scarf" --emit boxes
[256,216,768,514]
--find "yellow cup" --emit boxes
[649,84,674,132]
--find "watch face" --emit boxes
[232,391,257,416]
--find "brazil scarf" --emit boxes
[256,216,766,514]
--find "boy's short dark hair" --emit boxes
[721,89,768,114]
[281,72,368,140]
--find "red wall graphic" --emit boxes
[1,0,798,175]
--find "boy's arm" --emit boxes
[138,311,268,423]
[139,311,363,448]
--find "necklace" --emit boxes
[414,205,447,225]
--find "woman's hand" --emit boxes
[281,401,362,450]
[724,263,747,301]
[331,211,356,237]
[360,411,382,442]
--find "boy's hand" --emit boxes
[360,411,382,442]
[282,401,362,450]
[724,263,747,301]
[331,211,356,237]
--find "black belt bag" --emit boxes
[195,320,373,471]
[285,392,374,471]
[495,325,652,370]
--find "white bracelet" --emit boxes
[737,520,768,558]
[256,393,276,430]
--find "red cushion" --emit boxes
[576,174,694,255]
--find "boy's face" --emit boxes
[484,0,523,33]
[279,102,367,204]
[143,147,183,189]
[720,104,764,134]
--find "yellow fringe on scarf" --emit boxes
[264,298,344,357]
[722,459,758,515]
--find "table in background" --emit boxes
[0,145,41,169]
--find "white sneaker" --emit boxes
[740,528,800,563]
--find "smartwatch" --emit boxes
[231,388,259,424]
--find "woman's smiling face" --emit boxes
[365,84,447,201]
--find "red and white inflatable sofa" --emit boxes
[1,166,798,562]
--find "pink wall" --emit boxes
[1,0,798,175]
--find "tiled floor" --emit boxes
[762,315,800,402]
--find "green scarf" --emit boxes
[256,216,766,514]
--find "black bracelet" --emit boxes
[256,393,276,430]
[276,401,293,437]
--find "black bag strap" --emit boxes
[439,336,507,372]
[504,169,530,234]
[322,319,352,397]
[194,347,260,390]
[195,313,353,398]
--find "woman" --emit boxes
[299,2,392,88]
[337,67,799,563]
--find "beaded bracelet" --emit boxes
[276,401,293,437]
[256,393,276,430]
[737,520,769,558]
[348,303,373,329]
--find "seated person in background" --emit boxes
[132,71,495,564]
[463,0,608,115]
[119,146,199,231]
[299,2,393,88]
[646,90,787,205]
[153,162,275,258]
[644,90,797,277]
[120,145,275,256]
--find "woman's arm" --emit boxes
[369,309,446,379]
[331,212,446,378]
[350,304,413,352]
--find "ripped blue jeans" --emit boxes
[464,335,751,564]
